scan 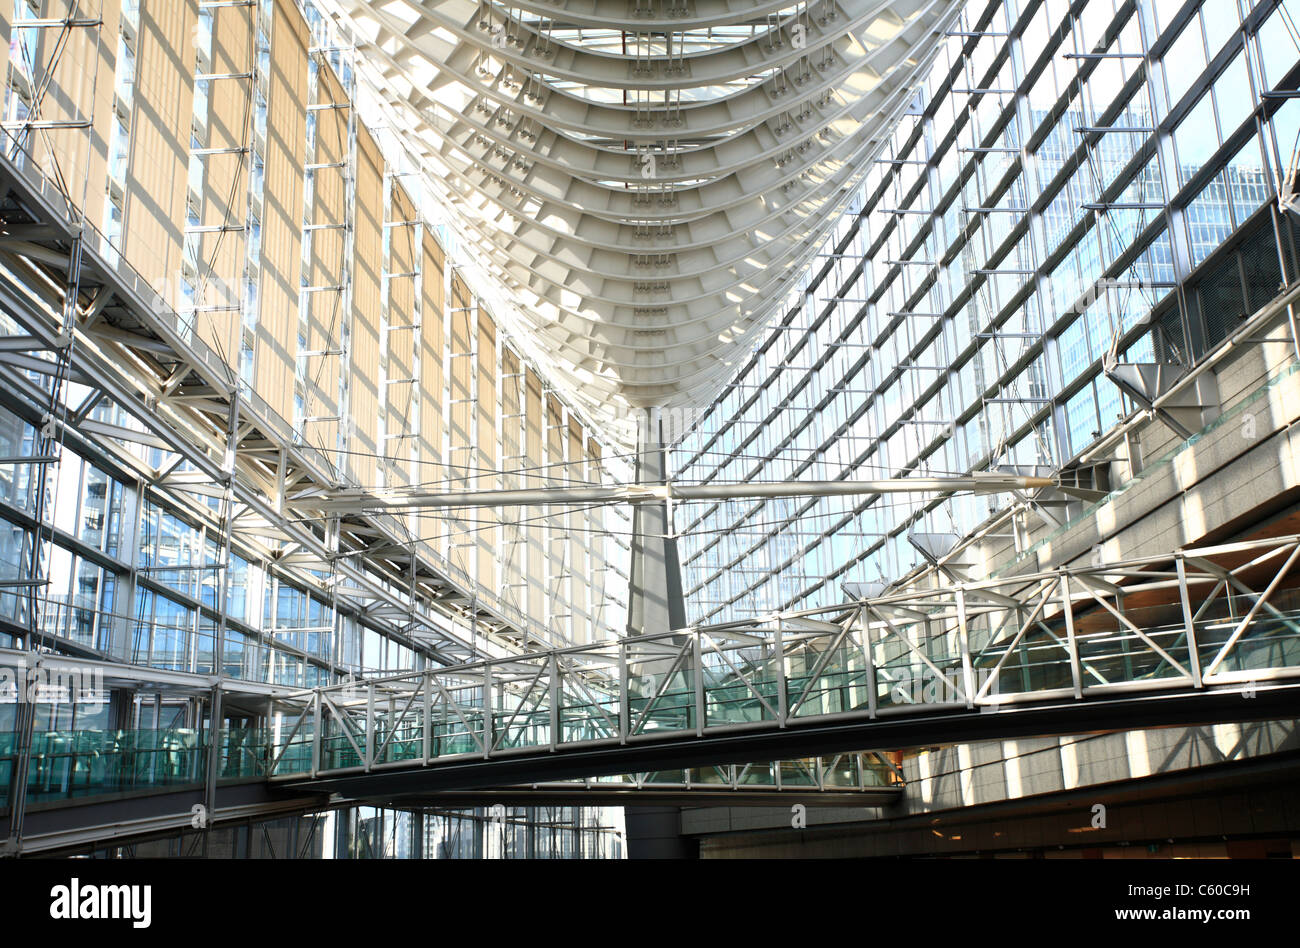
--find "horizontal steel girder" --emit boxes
[287,473,1059,511]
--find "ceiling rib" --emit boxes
[326,0,964,446]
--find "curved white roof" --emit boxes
[328,0,963,447]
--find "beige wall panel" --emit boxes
[546,393,566,641]
[418,230,445,471]
[500,348,523,611]
[417,230,445,561]
[524,368,544,623]
[346,123,382,488]
[301,64,347,459]
[193,4,251,372]
[474,308,496,587]
[33,0,120,240]
[123,0,196,294]
[254,0,307,423]
[448,273,473,479]
[545,397,563,475]
[587,437,605,637]
[568,417,587,641]
[447,273,474,580]
[500,349,521,485]
[385,184,417,488]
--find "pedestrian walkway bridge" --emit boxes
[266,533,1300,796]
[4,532,1300,849]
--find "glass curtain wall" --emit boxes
[674,0,1300,624]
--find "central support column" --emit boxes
[624,408,695,857]
[626,408,687,636]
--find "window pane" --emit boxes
[1226,134,1269,226]
[1164,18,1206,106]
[1201,0,1240,59]
[1213,51,1252,137]
[1258,5,1300,89]
[1175,95,1219,186]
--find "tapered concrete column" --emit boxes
[625,409,694,857]
[626,408,686,636]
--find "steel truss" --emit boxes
[0,137,559,673]
[260,532,1300,791]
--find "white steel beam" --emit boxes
[289,473,1058,511]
